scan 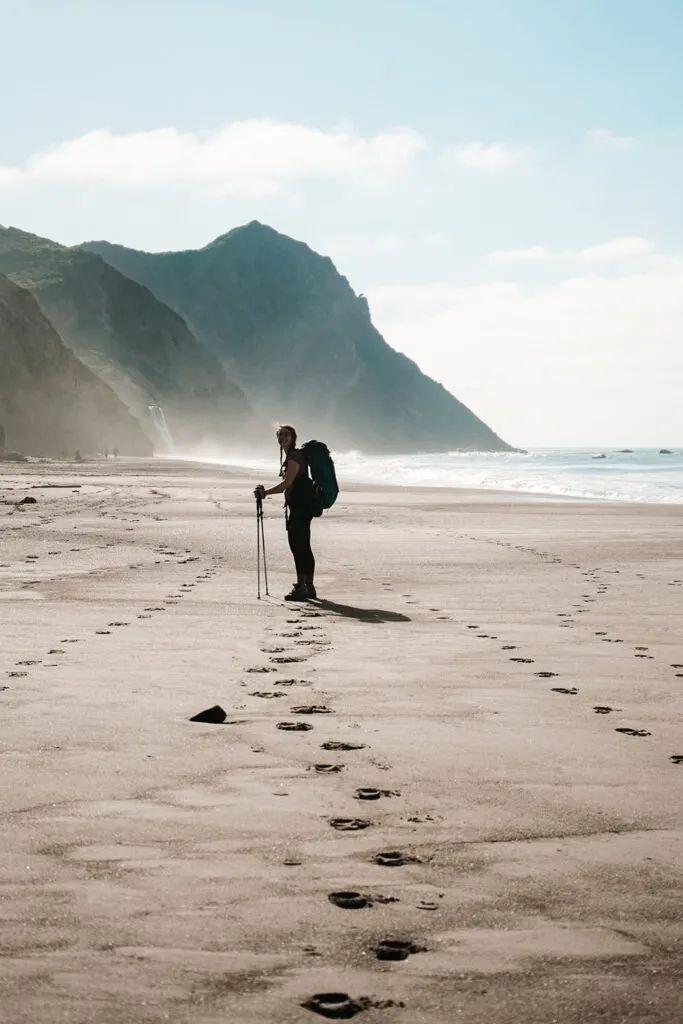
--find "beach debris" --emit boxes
[329,817,371,831]
[321,741,367,751]
[328,891,369,909]
[189,704,227,724]
[17,496,37,505]
[277,721,313,731]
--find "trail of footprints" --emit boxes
[223,602,442,1014]
[3,548,219,686]
[462,552,681,762]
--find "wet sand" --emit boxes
[1,458,682,1024]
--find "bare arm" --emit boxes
[262,456,300,497]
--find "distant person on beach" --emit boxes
[254,424,318,601]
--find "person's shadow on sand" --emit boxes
[313,599,410,623]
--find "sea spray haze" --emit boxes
[182,447,683,504]
[0,225,260,453]
[0,273,151,457]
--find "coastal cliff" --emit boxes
[0,273,152,457]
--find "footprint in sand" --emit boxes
[551,687,578,695]
[250,691,286,699]
[593,706,621,714]
[327,891,369,909]
[16,659,41,666]
[271,656,306,664]
[329,818,372,831]
[290,705,333,715]
[535,671,558,678]
[510,657,534,664]
[311,764,345,774]
[374,850,419,867]
[277,721,313,732]
[616,727,651,737]
[47,649,65,655]
[95,630,111,635]
[7,670,28,678]
[108,622,129,627]
[144,607,165,612]
[321,741,367,751]
[246,666,277,674]
[670,755,683,765]
[376,939,424,961]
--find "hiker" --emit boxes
[254,424,318,601]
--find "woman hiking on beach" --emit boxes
[254,425,318,601]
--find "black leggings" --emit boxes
[287,508,315,577]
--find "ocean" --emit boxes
[195,447,683,505]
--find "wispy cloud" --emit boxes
[578,236,654,262]
[445,141,531,172]
[0,121,426,196]
[586,128,635,150]
[489,245,549,263]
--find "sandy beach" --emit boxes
[1,458,681,1024]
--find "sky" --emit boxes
[1,0,682,448]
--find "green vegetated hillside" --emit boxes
[84,222,513,453]
[0,273,151,457]
[0,226,261,451]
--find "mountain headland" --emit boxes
[0,273,151,458]
[84,222,514,454]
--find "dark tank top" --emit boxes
[284,450,314,511]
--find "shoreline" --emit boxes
[4,452,680,507]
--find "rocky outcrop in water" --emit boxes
[0,226,261,451]
[0,274,152,457]
[84,222,513,453]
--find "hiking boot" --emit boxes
[306,583,318,600]
[284,583,309,601]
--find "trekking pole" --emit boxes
[259,498,269,597]
[256,495,262,600]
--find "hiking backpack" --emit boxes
[300,440,339,514]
